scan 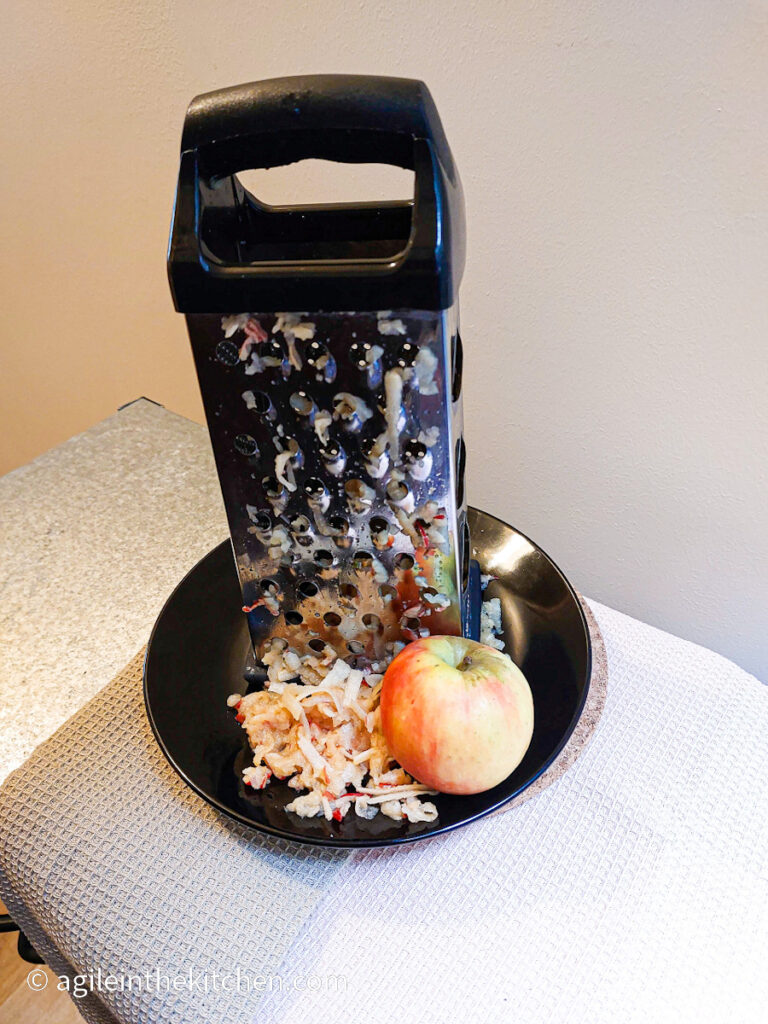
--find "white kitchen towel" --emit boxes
[0,649,350,1024]
[257,599,768,1024]
[0,597,604,1024]
[4,597,765,1024]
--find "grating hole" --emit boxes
[461,518,470,589]
[347,641,365,655]
[362,613,381,632]
[285,611,303,625]
[451,332,463,403]
[304,477,327,499]
[290,391,315,417]
[386,479,409,503]
[314,550,334,569]
[262,476,283,498]
[349,342,371,370]
[369,516,390,535]
[248,509,272,531]
[396,341,418,368]
[339,583,359,600]
[320,441,344,462]
[323,611,342,628]
[359,435,379,459]
[379,583,398,602]
[345,479,374,505]
[305,341,336,381]
[234,434,259,457]
[263,339,284,362]
[215,340,240,366]
[394,553,415,571]
[352,550,373,569]
[297,579,319,599]
[308,638,327,653]
[402,616,421,632]
[328,514,350,535]
[455,436,466,508]
[403,439,427,464]
[261,578,280,595]
[290,514,312,535]
[250,391,273,415]
[284,438,303,466]
[305,340,326,365]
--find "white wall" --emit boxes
[1,1,766,679]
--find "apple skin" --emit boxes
[380,636,534,795]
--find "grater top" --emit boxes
[168,75,465,314]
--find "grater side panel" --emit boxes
[187,309,465,666]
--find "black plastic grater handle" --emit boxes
[168,74,465,314]
[182,74,455,174]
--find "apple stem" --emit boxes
[458,654,473,672]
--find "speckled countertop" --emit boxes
[0,400,230,782]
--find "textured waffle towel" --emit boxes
[0,650,350,1024]
[4,599,767,1024]
[255,600,768,1024]
[0,605,605,1024]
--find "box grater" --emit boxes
[168,75,479,667]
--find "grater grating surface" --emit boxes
[188,307,467,668]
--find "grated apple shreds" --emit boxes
[229,639,438,824]
[479,597,505,651]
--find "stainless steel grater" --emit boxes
[168,75,479,666]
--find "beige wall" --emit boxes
[2,1,767,678]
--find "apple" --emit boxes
[380,636,534,795]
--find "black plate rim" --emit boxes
[143,507,592,848]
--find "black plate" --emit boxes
[144,507,591,848]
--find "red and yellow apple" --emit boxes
[380,636,534,795]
